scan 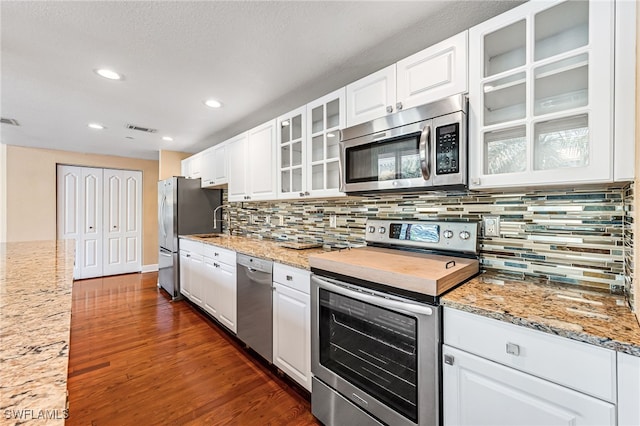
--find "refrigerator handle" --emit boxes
[160,194,167,239]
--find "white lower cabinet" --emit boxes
[179,240,236,333]
[442,307,617,426]
[272,263,311,391]
[442,345,616,426]
[188,252,204,307]
[202,245,237,333]
[179,249,192,298]
[618,352,640,426]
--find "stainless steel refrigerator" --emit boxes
[158,177,222,300]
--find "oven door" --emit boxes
[311,275,441,426]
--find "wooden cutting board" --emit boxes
[309,246,479,296]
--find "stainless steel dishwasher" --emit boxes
[237,254,273,363]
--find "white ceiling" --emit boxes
[1,1,521,160]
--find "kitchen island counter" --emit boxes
[0,240,75,424]
[442,270,640,357]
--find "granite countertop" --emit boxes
[182,234,640,357]
[181,234,327,270]
[0,240,75,425]
[442,270,640,357]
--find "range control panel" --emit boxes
[365,219,478,254]
[435,123,460,175]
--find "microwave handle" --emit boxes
[419,125,431,180]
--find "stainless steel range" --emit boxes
[309,219,479,426]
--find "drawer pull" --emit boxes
[286,275,293,281]
[506,342,520,356]
[444,354,455,365]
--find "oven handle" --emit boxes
[419,124,431,181]
[313,276,433,316]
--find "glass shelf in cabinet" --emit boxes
[484,19,526,78]
[534,1,588,62]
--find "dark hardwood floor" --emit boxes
[67,272,320,425]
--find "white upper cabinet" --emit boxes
[181,152,202,179]
[346,31,468,127]
[200,147,216,187]
[306,88,346,198]
[226,132,249,202]
[212,142,228,185]
[247,120,277,200]
[200,142,228,188]
[228,120,277,202]
[397,31,468,111]
[346,65,396,127]
[468,0,616,189]
[277,106,307,199]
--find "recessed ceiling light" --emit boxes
[162,136,174,141]
[88,123,105,130]
[204,99,222,108]
[94,68,123,80]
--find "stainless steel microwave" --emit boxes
[339,94,467,194]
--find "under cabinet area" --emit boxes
[346,31,468,127]
[272,263,312,391]
[442,308,618,426]
[468,0,632,189]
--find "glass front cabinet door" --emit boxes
[306,88,346,198]
[277,107,306,199]
[468,0,614,189]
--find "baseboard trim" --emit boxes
[142,264,159,273]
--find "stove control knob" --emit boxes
[459,231,471,240]
[368,226,376,233]
[378,226,386,234]
[443,230,454,239]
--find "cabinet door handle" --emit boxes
[506,342,521,356]
[286,275,293,281]
[386,105,393,113]
[304,191,310,196]
[444,354,454,365]
[186,254,191,258]
[214,252,219,256]
[396,101,403,111]
[299,192,305,197]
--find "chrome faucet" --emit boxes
[213,205,226,231]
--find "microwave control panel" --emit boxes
[435,123,460,175]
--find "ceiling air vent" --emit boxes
[125,123,157,133]
[0,118,20,126]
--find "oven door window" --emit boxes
[345,132,422,183]
[318,288,418,422]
